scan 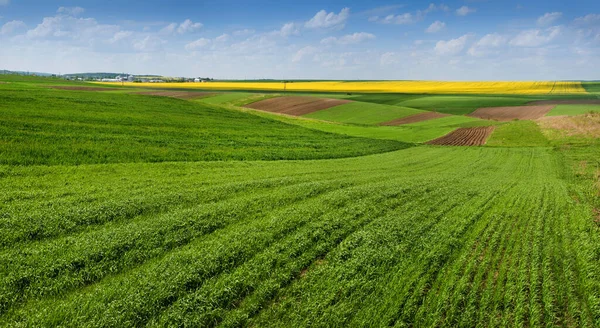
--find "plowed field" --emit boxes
[380,112,449,126]
[245,96,352,116]
[427,126,495,146]
[135,91,216,100]
[468,105,555,121]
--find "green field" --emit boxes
[2,76,600,327]
[547,104,600,116]
[304,102,424,125]
[352,94,540,115]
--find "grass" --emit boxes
[582,82,600,94]
[0,82,406,165]
[395,95,540,115]
[303,102,424,125]
[3,75,600,327]
[195,92,255,105]
[547,104,600,116]
[2,147,599,327]
[486,120,549,147]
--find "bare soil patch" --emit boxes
[135,91,216,100]
[529,99,600,105]
[244,96,352,116]
[469,105,555,121]
[427,126,496,146]
[537,112,600,138]
[380,112,449,126]
[49,86,121,91]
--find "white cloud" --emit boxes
[0,0,10,6]
[321,32,375,45]
[426,21,446,33]
[292,46,318,63]
[379,13,419,25]
[57,7,85,17]
[26,15,119,40]
[159,23,177,35]
[271,22,300,37]
[509,27,561,47]
[456,6,476,16]
[185,38,211,50]
[177,19,203,34]
[435,34,471,55]
[468,33,507,56]
[537,12,562,26]
[160,19,202,35]
[574,14,600,25]
[109,31,133,43]
[215,34,230,43]
[233,29,255,36]
[424,4,450,14]
[305,8,350,29]
[134,36,166,52]
[1,20,26,35]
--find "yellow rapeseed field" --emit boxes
[98,81,587,95]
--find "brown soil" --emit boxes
[244,96,352,116]
[427,126,496,146]
[49,86,121,91]
[380,112,449,126]
[528,99,600,105]
[135,91,216,100]
[469,105,555,121]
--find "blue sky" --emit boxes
[0,0,599,80]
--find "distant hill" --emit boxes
[63,73,131,79]
[0,69,54,76]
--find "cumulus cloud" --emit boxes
[1,20,26,35]
[305,8,349,29]
[537,12,562,26]
[424,4,450,14]
[57,7,85,17]
[177,19,203,34]
[215,34,230,43]
[379,13,419,25]
[456,6,476,16]
[134,36,166,52]
[468,33,507,56]
[574,14,600,25]
[26,15,119,40]
[271,22,300,37]
[109,31,133,43]
[372,4,449,25]
[321,32,375,45]
[435,34,471,55]
[509,27,561,47]
[161,19,202,35]
[185,38,211,51]
[292,46,318,63]
[233,29,255,36]
[426,21,446,33]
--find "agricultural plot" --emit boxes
[244,96,352,116]
[2,146,600,327]
[395,95,541,115]
[0,82,405,165]
[135,91,216,100]
[3,76,600,327]
[469,105,555,121]
[303,102,424,125]
[427,126,495,146]
[546,105,600,116]
[380,112,449,126]
[99,80,588,95]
